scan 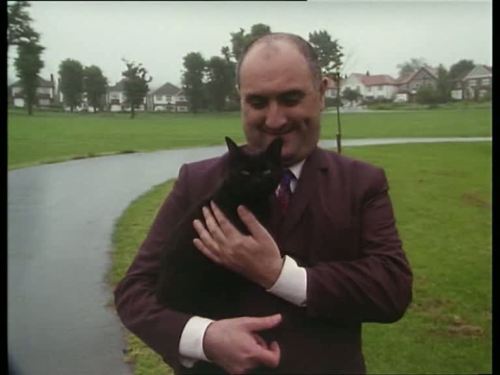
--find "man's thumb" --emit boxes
[244,314,282,332]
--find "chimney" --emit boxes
[366,70,370,76]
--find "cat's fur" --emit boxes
[155,137,283,319]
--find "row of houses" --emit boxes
[8,77,190,113]
[8,64,492,111]
[325,64,492,103]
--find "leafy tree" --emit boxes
[182,52,206,113]
[14,40,44,115]
[435,64,450,103]
[59,59,84,112]
[229,24,272,62]
[308,30,343,78]
[121,59,152,119]
[309,30,344,153]
[83,65,108,112]
[9,1,44,115]
[396,57,428,79]
[415,85,439,106]
[342,87,361,104]
[205,56,233,111]
[7,1,39,46]
[448,59,475,81]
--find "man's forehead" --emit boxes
[244,39,302,63]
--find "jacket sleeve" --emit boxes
[113,164,193,370]
[305,167,413,323]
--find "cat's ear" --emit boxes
[225,137,241,156]
[266,137,283,161]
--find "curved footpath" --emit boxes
[8,137,491,375]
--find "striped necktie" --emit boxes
[276,169,295,214]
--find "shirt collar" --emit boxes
[287,159,305,180]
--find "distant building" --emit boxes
[106,79,146,112]
[149,82,189,112]
[394,66,438,102]
[342,72,399,101]
[9,75,57,108]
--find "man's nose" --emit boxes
[265,101,287,129]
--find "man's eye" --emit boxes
[247,97,267,109]
[281,94,302,107]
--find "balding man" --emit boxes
[114,32,412,374]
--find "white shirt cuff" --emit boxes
[266,255,307,306]
[178,316,213,368]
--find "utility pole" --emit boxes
[335,72,342,154]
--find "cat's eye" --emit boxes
[240,170,250,176]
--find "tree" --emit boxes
[205,56,233,111]
[182,52,206,113]
[308,30,343,77]
[9,1,45,115]
[7,1,39,46]
[396,57,428,79]
[415,85,439,106]
[121,59,152,119]
[83,65,108,112]
[59,59,84,112]
[342,87,361,105]
[229,24,272,62]
[308,30,344,153]
[14,40,44,115]
[448,59,475,81]
[435,64,450,103]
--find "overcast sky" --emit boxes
[7,0,492,90]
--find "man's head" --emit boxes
[237,33,328,166]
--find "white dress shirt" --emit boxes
[178,160,308,366]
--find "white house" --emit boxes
[10,75,56,108]
[106,79,146,112]
[342,72,399,101]
[149,82,189,112]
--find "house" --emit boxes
[394,66,438,102]
[461,65,492,100]
[9,75,57,108]
[149,82,189,112]
[341,72,399,101]
[106,79,146,112]
[324,76,342,99]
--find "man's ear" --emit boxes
[225,136,240,155]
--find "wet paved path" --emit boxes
[7,137,491,374]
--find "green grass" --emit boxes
[109,142,491,374]
[8,106,491,169]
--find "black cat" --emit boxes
[156,136,284,319]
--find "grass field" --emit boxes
[7,106,491,169]
[109,142,492,375]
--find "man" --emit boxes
[114,32,413,374]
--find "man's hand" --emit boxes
[203,314,282,374]
[193,201,284,289]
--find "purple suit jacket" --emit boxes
[114,146,413,374]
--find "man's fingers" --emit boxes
[237,205,266,238]
[256,341,281,369]
[243,314,282,332]
[193,238,222,264]
[192,220,221,261]
[202,206,226,243]
[210,201,239,236]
